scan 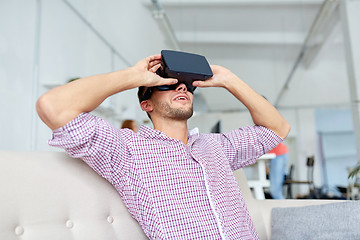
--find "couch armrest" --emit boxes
[234,168,346,240]
[256,199,345,239]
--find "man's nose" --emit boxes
[176,83,187,92]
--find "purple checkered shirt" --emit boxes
[49,113,282,240]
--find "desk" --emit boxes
[244,153,276,200]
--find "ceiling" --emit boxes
[145,0,348,113]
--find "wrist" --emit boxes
[223,73,242,91]
[107,67,140,92]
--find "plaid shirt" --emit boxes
[49,113,282,240]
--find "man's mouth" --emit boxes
[173,94,189,101]
[176,96,187,101]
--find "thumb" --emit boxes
[193,80,213,88]
[153,76,178,86]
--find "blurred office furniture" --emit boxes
[283,156,314,199]
[245,153,276,200]
[347,167,360,200]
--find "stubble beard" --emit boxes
[159,102,193,121]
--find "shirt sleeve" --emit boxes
[212,125,283,170]
[48,112,132,184]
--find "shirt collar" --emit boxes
[188,127,199,136]
[138,125,199,142]
[138,125,167,140]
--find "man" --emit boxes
[37,54,290,239]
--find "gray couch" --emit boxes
[1,150,355,240]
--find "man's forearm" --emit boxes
[225,76,290,139]
[193,65,290,139]
[37,54,178,130]
[36,68,135,130]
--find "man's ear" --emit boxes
[140,100,153,113]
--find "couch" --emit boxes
[0,150,354,240]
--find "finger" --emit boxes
[149,63,161,73]
[148,60,162,70]
[210,64,221,70]
[147,54,162,63]
[139,54,161,68]
[193,80,214,88]
[143,72,178,87]
[154,77,178,86]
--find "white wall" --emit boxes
[0,0,170,151]
[315,108,357,192]
[0,0,38,151]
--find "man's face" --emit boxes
[149,83,194,121]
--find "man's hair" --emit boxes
[137,86,152,120]
[137,86,147,103]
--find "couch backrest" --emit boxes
[0,150,267,240]
[233,167,268,240]
[0,151,147,240]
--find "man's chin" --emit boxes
[158,102,193,120]
[172,108,193,120]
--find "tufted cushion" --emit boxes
[271,201,360,240]
[0,151,147,240]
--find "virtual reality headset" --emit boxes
[140,50,213,102]
[156,50,213,84]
